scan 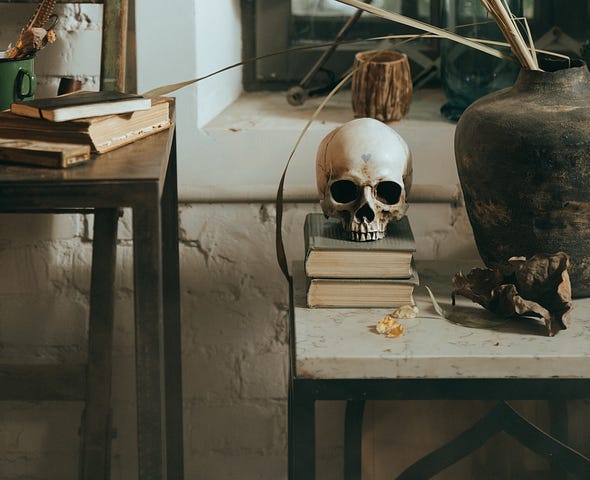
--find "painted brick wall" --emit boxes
[2,4,589,480]
[0,201,481,479]
[0,4,102,98]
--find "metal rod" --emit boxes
[287,0,372,106]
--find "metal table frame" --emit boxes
[0,120,183,480]
[288,280,590,480]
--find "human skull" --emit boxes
[316,118,412,241]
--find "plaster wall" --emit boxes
[0,3,589,480]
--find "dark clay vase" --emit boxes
[455,58,590,297]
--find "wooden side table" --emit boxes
[289,261,590,480]
[0,116,183,480]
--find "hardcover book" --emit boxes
[0,138,90,168]
[10,90,152,122]
[304,213,416,278]
[306,262,419,308]
[0,97,171,154]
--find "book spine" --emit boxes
[303,214,312,275]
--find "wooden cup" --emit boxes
[57,77,83,95]
[351,50,412,122]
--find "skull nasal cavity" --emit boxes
[330,180,359,203]
[376,181,402,205]
[356,204,375,222]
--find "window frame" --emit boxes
[241,0,442,92]
[243,0,590,94]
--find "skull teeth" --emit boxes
[349,230,384,241]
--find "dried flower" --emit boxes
[4,0,57,59]
[452,252,573,336]
[375,304,418,338]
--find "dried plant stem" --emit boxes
[480,0,540,70]
[5,0,57,59]
[334,0,507,60]
[26,0,57,29]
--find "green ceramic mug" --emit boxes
[0,55,36,111]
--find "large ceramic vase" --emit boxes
[455,58,590,297]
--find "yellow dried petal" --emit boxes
[376,315,397,334]
[376,314,405,338]
[46,29,56,44]
[390,304,419,319]
[385,322,404,338]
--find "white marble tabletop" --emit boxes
[293,261,590,380]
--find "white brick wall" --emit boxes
[0,4,102,97]
[0,201,480,479]
[2,3,589,480]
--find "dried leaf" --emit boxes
[452,252,573,336]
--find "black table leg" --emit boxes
[161,136,184,479]
[133,200,166,479]
[80,208,119,480]
[291,382,316,480]
[549,399,569,480]
[344,399,365,480]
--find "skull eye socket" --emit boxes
[330,180,359,203]
[376,181,402,205]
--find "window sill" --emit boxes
[180,88,459,204]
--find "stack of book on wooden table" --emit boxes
[0,90,171,168]
[303,213,419,308]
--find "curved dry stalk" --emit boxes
[143,29,513,97]
[276,35,421,279]
[335,0,507,60]
[480,0,540,70]
[141,4,561,281]
[275,68,355,278]
[474,38,570,62]
[514,13,538,65]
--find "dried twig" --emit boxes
[334,0,509,61]
[336,0,543,71]
[480,0,540,70]
[5,0,58,59]
[25,0,57,29]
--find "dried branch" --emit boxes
[336,0,543,70]
[334,0,510,61]
[4,0,57,59]
[480,0,540,70]
[25,0,57,30]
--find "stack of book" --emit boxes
[303,213,419,308]
[0,90,172,168]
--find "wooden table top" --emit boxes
[0,112,175,209]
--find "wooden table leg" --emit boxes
[161,137,184,479]
[80,208,119,480]
[133,200,166,479]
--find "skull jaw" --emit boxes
[344,218,386,242]
[341,203,407,242]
